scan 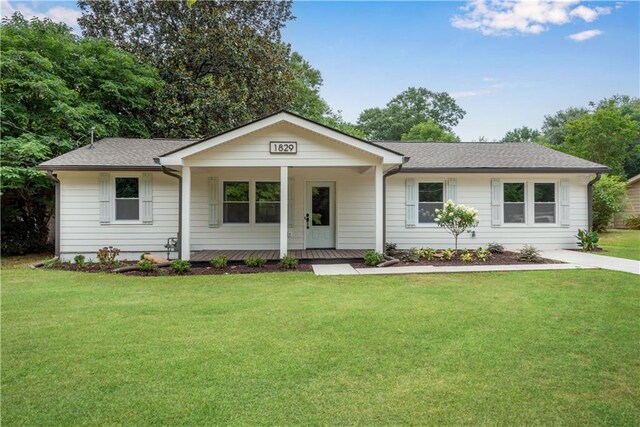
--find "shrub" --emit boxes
[245,255,266,268]
[138,258,156,272]
[420,247,436,260]
[434,201,479,250]
[593,175,627,232]
[486,242,504,254]
[97,246,120,267]
[576,229,599,252]
[171,259,191,274]
[210,255,228,269]
[517,245,541,262]
[401,247,421,263]
[364,250,385,266]
[626,215,640,230]
[279,255,299,269]
[442,249,455,261]
[74,254,86,268]
[461,252,473,263]
[475,247,491,262]
[384,242,398,256]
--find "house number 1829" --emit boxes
[270,141,297,154]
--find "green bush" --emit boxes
[486,242,504,254]
[625,215,640,230]
[475,247,491,262]
[364,250,385,266]
[74,254,86,268]
[137,259,156,272]
[401,247,421,263]
[420,247,436,260]
[245,255,266,268]
[517,245,541,262]
[384,242,398,256]
[43,257,60,268]
[442,249,455,261]
[171,259,191,274]
[576,229,599,251]
[278,255,299,270]
[461,252,473,263]
[209,255,228,269]
[593,175,627,232]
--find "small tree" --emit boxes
[592,175,627,231]
[435,201,479,250]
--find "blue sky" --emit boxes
[3,0,638,140]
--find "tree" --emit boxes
[78,0,296,138]
[434,201,479,250]
[592,175,627,231]
[501,126,541,143]
[357,87,466,140]
[1,15,162,254]
[539,107,589,146]
[401,120,460,142]
[562,107,639,176]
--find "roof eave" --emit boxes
[36,165,162,172]
[398,167,611,174]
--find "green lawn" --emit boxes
[598,230,640,261]
[2,268,640,425]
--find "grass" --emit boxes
[598,229,640,261]
[2,267,640,425]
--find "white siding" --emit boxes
[386,173,590,250]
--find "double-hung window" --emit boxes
[115,177,140,221]
[255,182,280,223]
[503,182,525,224]
[223,181,250,223]
[534,183,556,223]
[418,182,444,224]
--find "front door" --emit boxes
[305,182,335,248]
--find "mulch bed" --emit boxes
[352,250,560,269]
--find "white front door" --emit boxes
[305,182,336,248]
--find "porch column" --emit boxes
[181,165,191,261]
[375,164,384,253]
[280,166,289,258]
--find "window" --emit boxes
[534,183,556,223]
[503,182,525,224]
[255,182,280,223]
[418,182,443,224]
[115,177,139,220]
[223,182,249,223]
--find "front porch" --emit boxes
[191,248,368,262]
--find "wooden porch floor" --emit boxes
[190,249,367,262]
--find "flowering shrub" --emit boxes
[435,201,479,250]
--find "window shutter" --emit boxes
[99,173,110,223]
[559,179,570,226]
[208,177,219,228]
[491,178,502,226]
[447,178,458,203]
[141,173,153,223]
[405,178,416,227]
[288,177,294,227]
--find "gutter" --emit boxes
[46,171,61,257]
[382,159,408,249]
[161,166,182,259]
[587,173,602,232]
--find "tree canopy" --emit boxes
[401,120,460,142]
[501,126,541,143]
[357,87,466,140]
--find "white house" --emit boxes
[39,111,609,261]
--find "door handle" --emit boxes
[305,213,310,229]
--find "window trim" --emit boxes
[254,180,281,224]
[220,179,281,226]
[112,175,142,224]
[415,180,446,227]
[502,181,527,225]
[499,179,559,227]
[222,181,251,225]
[533,181,557,225]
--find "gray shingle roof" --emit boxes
[376,142,609,172]
[38,138,196,170]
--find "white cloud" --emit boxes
[451,83,505,99]
[1,0,81,32]
[568,29,604,41]
[452,0,613,36]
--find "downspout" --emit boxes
[382,159,407,248]
[46,171,61,258]
[161,166,182,259]
[587,172,602,232]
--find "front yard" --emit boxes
[2,268,639,425]
[598,229,640,261]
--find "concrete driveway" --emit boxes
[541,250,640,275]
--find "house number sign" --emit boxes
[270,141,297,154]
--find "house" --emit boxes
[38,111,609,261]
[614,173,640,228]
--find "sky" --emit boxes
[2,0,639,141]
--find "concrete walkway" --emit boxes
[312,262,594,276]
[541,250,640,275]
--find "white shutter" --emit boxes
[447,178,457,203]
[559,179,570,226]
[491,178,502,226]
[140,173,153,223]
[208,177,219,228]
[99,173,111,223]
[405,178,416,227]
[288,177,294,228]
